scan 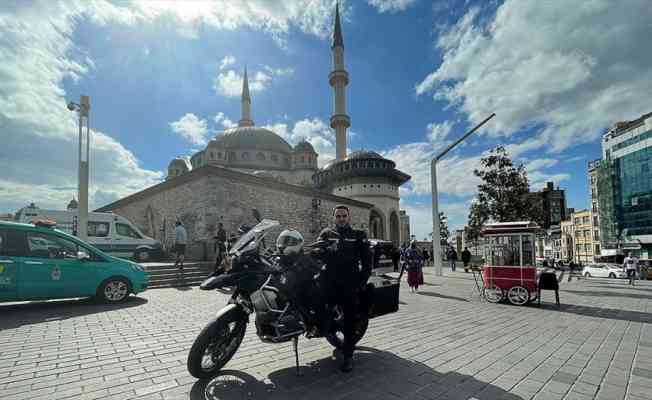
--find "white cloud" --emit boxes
[525,158,558,172]
[262,117,343,167]
[219,55,236,70]
[169,113,209,146]
[214,112,237,129]
[416,0,652,153]
[426,121,453,142]
[367,0,418,14]
[213,66,292,97]
[0,1,163,213]
[401,200,472,242]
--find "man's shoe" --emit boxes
[340,357,353,373]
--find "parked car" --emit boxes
[16,206,163,262]
[581,263,626,279]
[0,220,148,304]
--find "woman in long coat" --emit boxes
[403,242,424,292]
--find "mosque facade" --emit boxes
[100,4,411,255]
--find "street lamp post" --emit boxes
[68,96,91,242]
[432,113,495,277]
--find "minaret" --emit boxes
[330,3,350,160]
[238,66,254,127]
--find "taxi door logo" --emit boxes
[52,265,61,281]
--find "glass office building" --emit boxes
[601,112,652,259]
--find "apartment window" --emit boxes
[584,230,591,238]
[583,216,590,224]
[574,218,580,225]
[592,202,597,213]
[576,244,582,253]
[593,230,600,241]
[575,230,581,238]
[595,244,601,254]
[593,216,598,226]
[585,244,592,253]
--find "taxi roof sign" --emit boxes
[32,219,57,228]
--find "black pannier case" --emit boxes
[365,275,400,318]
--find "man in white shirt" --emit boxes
[174,221,188,270]
[623,252,638,286]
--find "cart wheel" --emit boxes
[483,287,504,303]
[507,286,529,306]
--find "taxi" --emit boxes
[0,220,148,303]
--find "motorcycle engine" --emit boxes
[251,286,303,342]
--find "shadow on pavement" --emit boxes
[539,302,652,324]
[189,347,524,400]
[0,296,148,331]
[416,291,469,302]
[561,289,652,300]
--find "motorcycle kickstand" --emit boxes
[292,337,302,376]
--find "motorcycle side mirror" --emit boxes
[252,209,261,222]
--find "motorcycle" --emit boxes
[187,216,397,379]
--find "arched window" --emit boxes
[210,152,214,160]
[256,152,265,161]
[241,152,250,160]
[217,152,222,159]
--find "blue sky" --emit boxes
[1,0,651,240]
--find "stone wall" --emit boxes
[98,165,372,260]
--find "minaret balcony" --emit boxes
[330,114,351,128]
[329,70,349,86]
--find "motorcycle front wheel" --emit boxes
[325,310,369,350]
[187,314,247,379]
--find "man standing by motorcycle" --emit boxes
[213,222,227,272]
[318,205,371,373]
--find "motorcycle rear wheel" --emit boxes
[325,312,369,350]
[187,314,247,379]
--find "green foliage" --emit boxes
[468,146,543,230]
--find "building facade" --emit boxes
[538,181,567,230]
[571,209,595,263]
[399,210,410,247]
[560,219,574,262]
[597,112,652,260]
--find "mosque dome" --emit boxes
[211,126,293,154]
[294,140,317,154]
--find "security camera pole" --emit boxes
[68,96,91,241]
[431,113,495,277]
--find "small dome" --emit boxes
[67,197,78,210]
[347,150,384,160]
[294,140,316,154]
[168,158,190,171]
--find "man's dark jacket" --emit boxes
[318,225,372,290]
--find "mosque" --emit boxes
[102,5,410,248]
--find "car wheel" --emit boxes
[609,272,616,278]
[97,277,131,303]
[584,272,591,278]
[134,249,149,263]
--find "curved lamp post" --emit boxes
[67,96,91,241]
[432,113,495,277]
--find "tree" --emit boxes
[439,211,449,245]
[466,200,489,243]
[472,145,536,223]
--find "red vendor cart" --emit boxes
[481,221,540,305]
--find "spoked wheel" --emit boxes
[483,287,504,303]
[325,306,369,350]
[507,286,529,306]
[187,316,247,379]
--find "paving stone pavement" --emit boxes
[1,269,651,400]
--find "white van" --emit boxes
[16,207,164,262]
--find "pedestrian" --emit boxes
[623,252,639,286]
[214,222,227,272]
[173,221,187,270]
[448,247,458,272]
[462,247,471,272]
[422,248,430,266]
[391,246,401,272]
[404,241,424,292]
[317,205,371,373]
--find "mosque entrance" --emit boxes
[389,211,400,247]
[369,209,385,239]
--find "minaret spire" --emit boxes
[330,2,350,160]
[239,65,254,127]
